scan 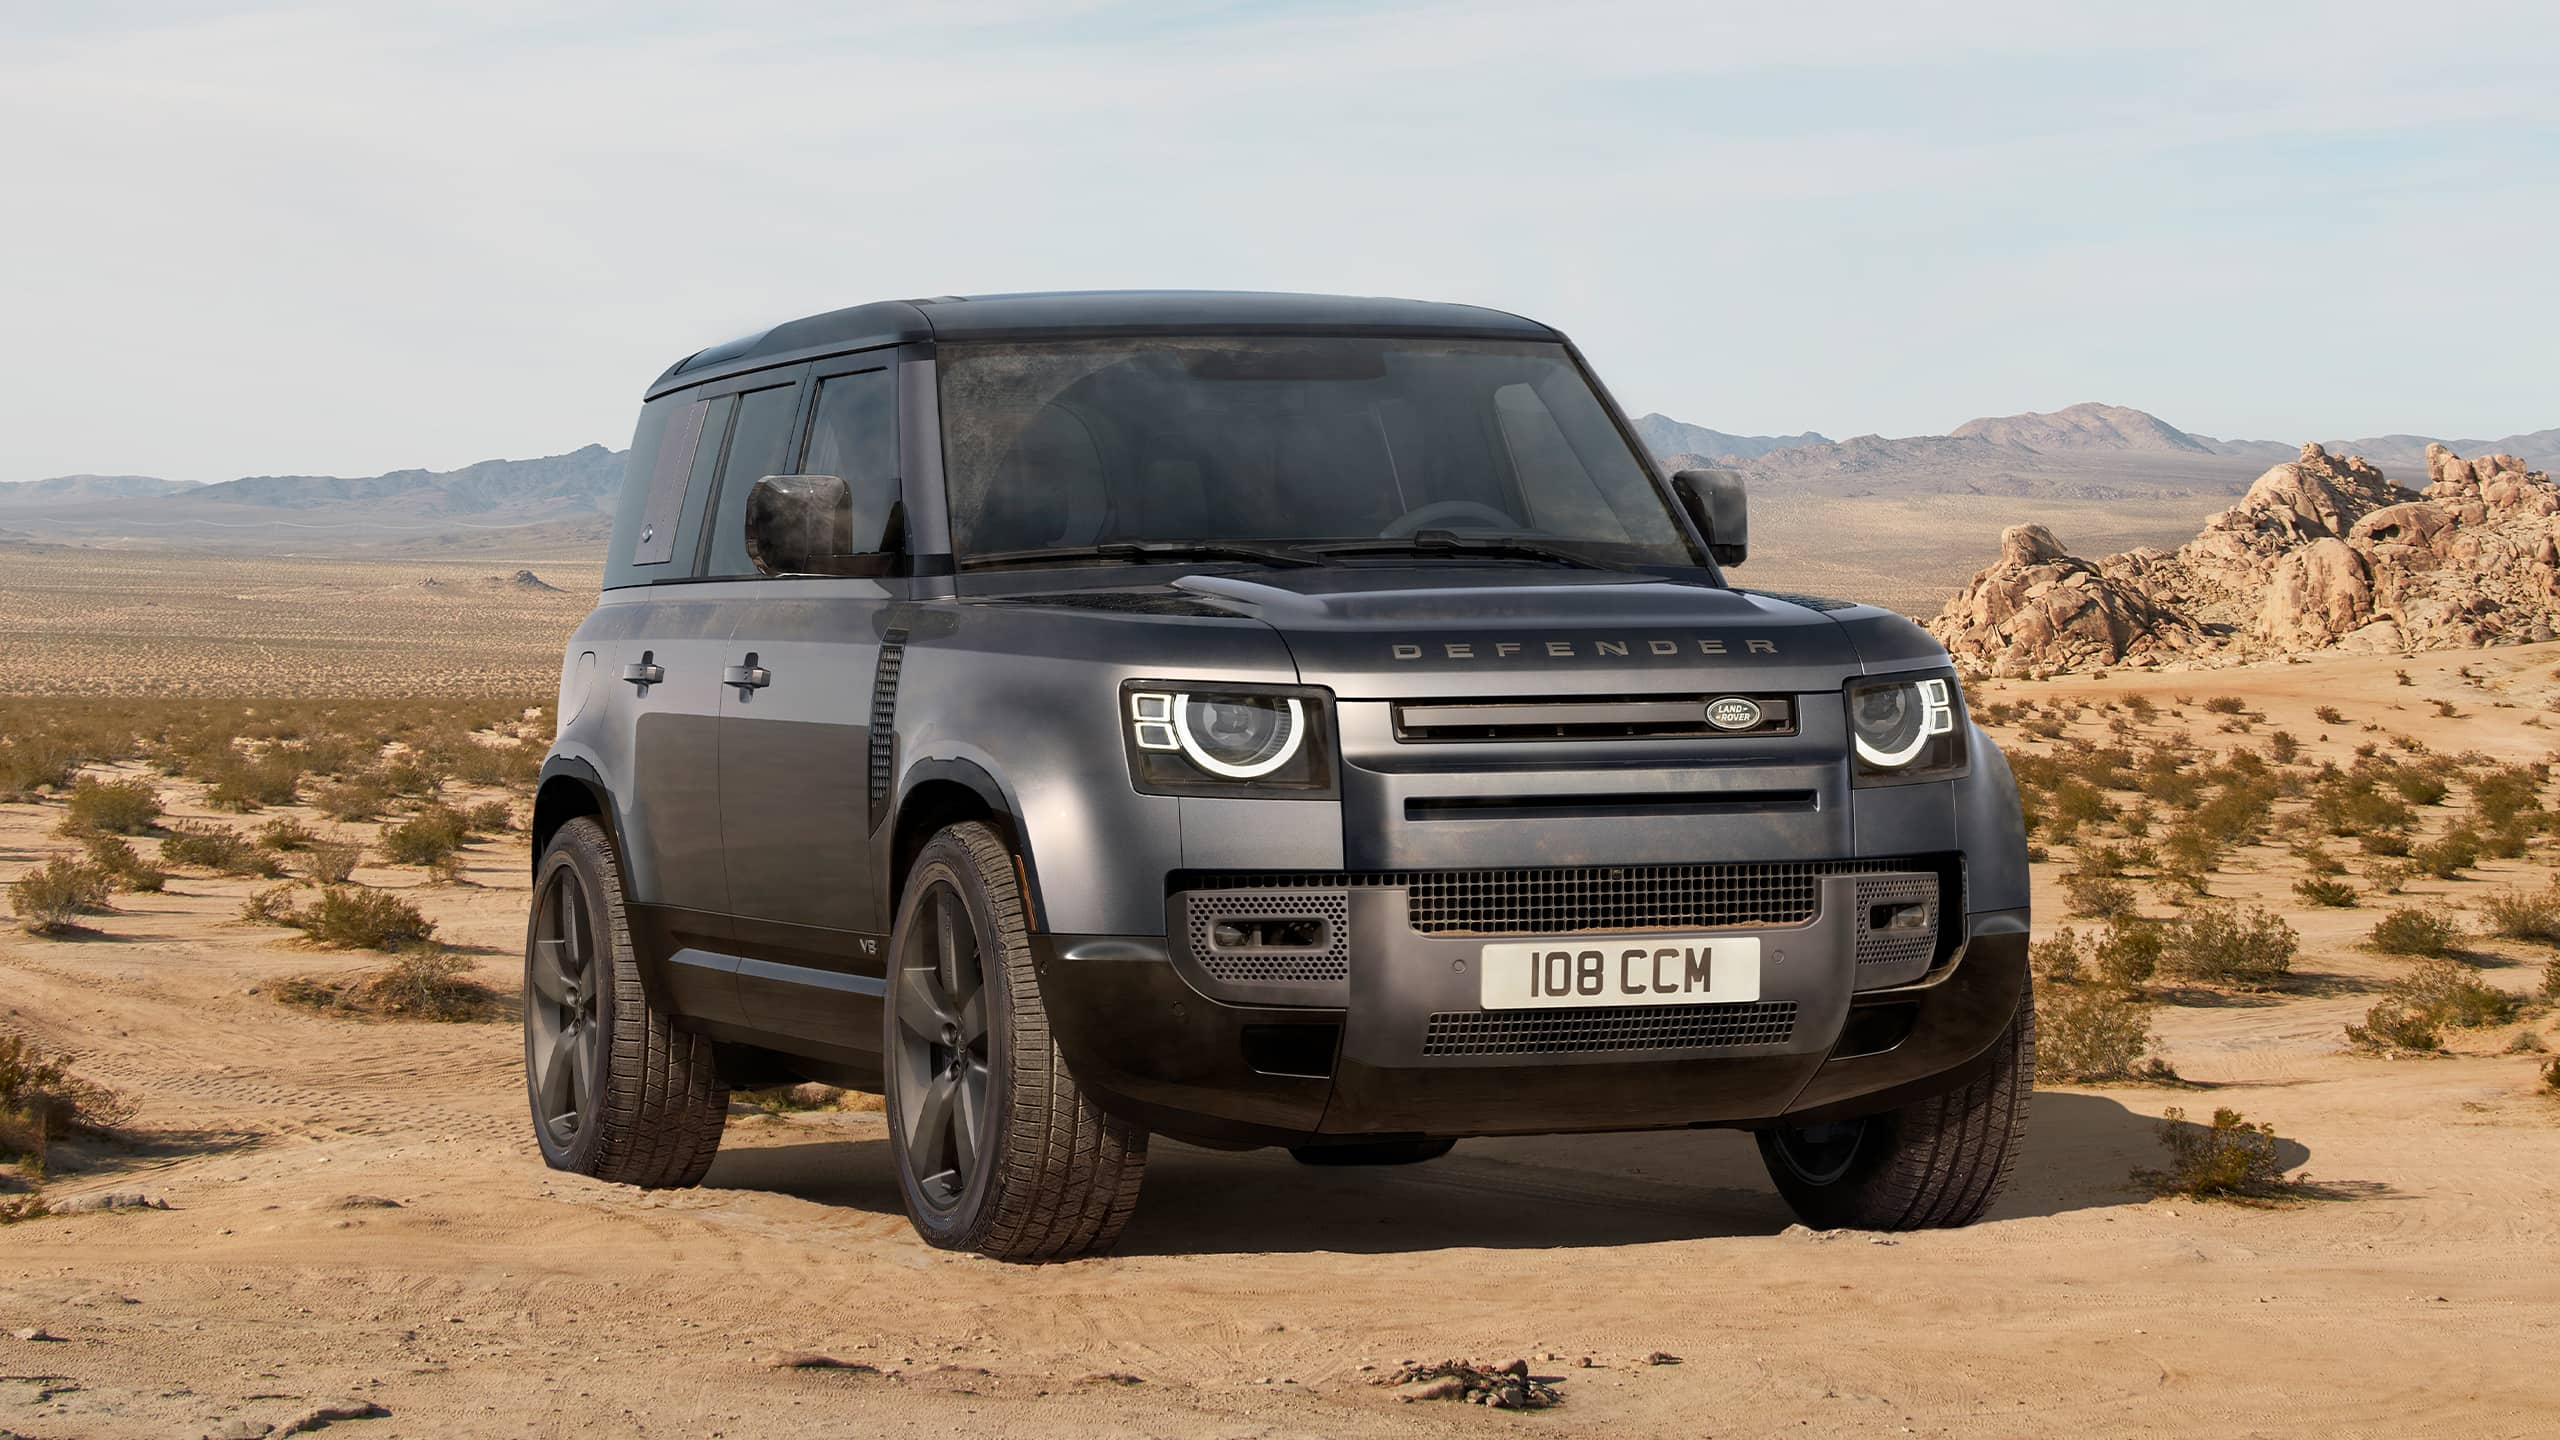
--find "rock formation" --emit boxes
[1929,444,2560,674]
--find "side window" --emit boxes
[630,398,711,567]
[797,367,899,553]
[699,384,802,579]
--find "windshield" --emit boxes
[936,336,1699,570]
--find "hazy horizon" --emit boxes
[6,1,2554,485]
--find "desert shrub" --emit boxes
[2167,903,2297,989]
[2032,928,2085,985]
[240,883,302,925]
[2202,696,2247,715]
[8,857,113,934]
[2093,915,2164,990]
[378,757,447,798]
[2061,874,2137,921]
[302,839,363,885]
[2315,704,2347,724]
[312,776,392,823]
[2036,984,2164,1083]
[2389,771,2449,807]
[160,821,282,877]
[2294,842,2346,876]
[2412,830,2482,880]
[205,753,304,811]
[2368,860,2417,895]
[463,799,514,834]
[255,816,319,852]
[2292,876,2359,908]
[362,950,491,1021]
[0,738,83,800]
[2471,764,2548,828]
[2265,731,2301,764]
[379,807,470,867]
[2544,1058,2560,1094]
[2367,907,2463,958]
[2346,999,2443,1053]
[2358,830,2413,858]
[2481,883,2560,945]
[2072,843,2135,879]
[2050,778,2113,829]
[2141,1107,2292,1199]
[292,887,436,950]
[2393,958,2520,1029]
[80,836,167,894]
[0,1031,136,1160]
[56,776,162,837]
[2157,825,2223,892]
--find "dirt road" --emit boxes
[6,646,2559,1438]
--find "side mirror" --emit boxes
[1672,468,1748,567]
[744,474,899,577]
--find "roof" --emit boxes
[646,290,1559,397]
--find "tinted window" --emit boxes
[699,385,801,579]
[799,367,899,553]
[936,337,1690,566]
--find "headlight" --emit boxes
[1847,673,1967,785]
[1124,683,1334,796]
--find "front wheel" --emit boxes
[1755,977,2034,1230]
[523,817,728,1188]
[883,821,1147,1261]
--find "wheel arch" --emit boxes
[532,756,616,877]
[891,759,1043,931]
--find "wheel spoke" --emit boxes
[568,1026,593,1120]
[934,889,962,997]
[562,879,589,975]
[537,1040,574,1125]
[913,1070,959,1177]
[530,942,571,1005]
[956,988,987,1046]
[897,968,957,1038]
[952,1062,985,1180]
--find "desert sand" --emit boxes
[4,626,2558,1437]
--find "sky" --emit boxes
[3,0,2554,484]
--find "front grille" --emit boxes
[1185,860,1930,936]
[1422,1001,1798,1057]
[1178,888,1350,984]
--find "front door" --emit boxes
[704,357,902,1054]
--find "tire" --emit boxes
[1288,1138,1458,1167]
[1755,975,2034,1231]
[523,816,728,1188]
[884,821,1147,1261]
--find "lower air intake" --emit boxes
[1421,1001,1797,1057]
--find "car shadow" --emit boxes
[703,1090,2200,1255]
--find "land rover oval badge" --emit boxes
[1706,697,1763,731]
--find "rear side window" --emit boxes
[630,399,710,566]
[699,384,803,579]
[799,367,899,551]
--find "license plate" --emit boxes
[1478,937,1762,1010]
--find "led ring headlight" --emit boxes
[1851,677,1955,769]
[1130,691,1307,780]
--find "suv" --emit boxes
[526,291,2033,1261]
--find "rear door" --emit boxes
[708,354,901,1051]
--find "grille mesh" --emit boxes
[1852,873,1940,969]
[1422,1001,1797,1057]
[1180,889,1350,983]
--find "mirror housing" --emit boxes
[1672,468,1749,567]
[744,474,899,577]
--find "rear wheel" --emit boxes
[1289,1138,1457,1166]
[884,821,1147,1261]
[1756,978,2033,1230]
[523,817,728,1187]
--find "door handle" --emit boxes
[621,651,664,688]
[724,653,772,697]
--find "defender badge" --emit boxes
[1706,697,1763,731]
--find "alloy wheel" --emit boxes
[892,881,992,1213]
[527,866,601,1148]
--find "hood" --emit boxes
[1165,566,1877,700]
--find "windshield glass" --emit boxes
[936,337,1699,569]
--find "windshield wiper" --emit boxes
[964,540,1326,571]
[1305,531,1628,570]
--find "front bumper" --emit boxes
[1032,868,2027,1147]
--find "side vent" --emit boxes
[866,629,909,831]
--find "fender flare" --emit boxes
[892,756,1047,928]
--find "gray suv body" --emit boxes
[524,291,2034,1260]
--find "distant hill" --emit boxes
[2321,427,2560,475]
[1629,414,1830,463]
[0,474,204,506]
[193,445,626,514]
[1951,402,2218,455]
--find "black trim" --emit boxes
[867,629,909,830]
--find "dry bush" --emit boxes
[2202,696,2247,715]
[2367,907,2464,958]
[2061,873,2138,920]
[379,806,471,867]
[2140,1107,2295,1200]
[240,883,302,925]
[2293,876,2359,908]
[292,888,437,951]
[313,776,393,822]
[2166,903,2297,989]
[2346,960,2519,1054]
[2346,999,2444,1054]
[9,856,113,934]
[2412,830,2482,880]
[160,820,283,877]
[2031,927,2085,984]
[302,839,363,885]
[255,816,319,852]
[2293,842,2346,876]
[463,799,515,834]
[2037,983,2169,1084]
[2544,1058,2560,1094]
[0,1031,137,1170]
[2315,704,2347,724]
[80,836,167,893]
[205,753,304,811]
[56,776,162,837]
[2480,883,2560,945]
[364,951,495,1021]
[2390,771,2450,807]
[2093,916,2164,989]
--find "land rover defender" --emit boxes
[526,291,2034,1261]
